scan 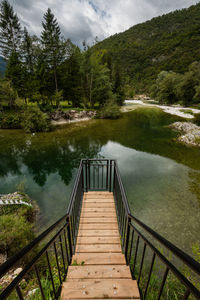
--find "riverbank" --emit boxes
[51,110,96,125]
[122,100,200,119]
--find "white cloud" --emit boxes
[8,0,198,46]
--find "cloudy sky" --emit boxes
[9,0,198,46]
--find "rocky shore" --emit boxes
[170,122,200,147]
[123,100,200,118]
[51,110,96,125]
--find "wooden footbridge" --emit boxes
[61,191,140,299]
[0,160,200,300]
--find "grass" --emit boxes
[180,109,194,115]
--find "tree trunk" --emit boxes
[89,72,93,107]
[54,61,58,92]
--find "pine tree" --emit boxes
[41,8,64,92]
[0,0,22,59]
[22,27,34,73]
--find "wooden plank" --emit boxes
[72,253,126,265]
[84,192,113,196]
[81,212,116,218]
[82,203,115,208]
[61,279,140,299]
[84,192,113,195]
[83,198,114,203]
[77,236,120,244]
[78,230,119,237]
[79,223,118,230]
[81,207,116,212]
[67,265,132,279]
[80,218,117,224]
[76,244,121,253]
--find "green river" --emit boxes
[0,107,200,257]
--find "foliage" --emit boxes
[0,214,34,257]
[94,3,200,93]
[154,71,182,104]
[0,78,17,107]
[97,99,120,119]
[0,110,21,128]
[0,0,22,59]
[21,106,51,133]
[41,8,65,92]
[153,62,200,106]
[53,89,63,108]
[193,113,200,126]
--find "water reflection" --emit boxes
[0,108,200,253]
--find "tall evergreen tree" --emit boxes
[22,27,34,73]
[0,0,22,59]
[41,8,64,92]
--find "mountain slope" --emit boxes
[95,3,200,92]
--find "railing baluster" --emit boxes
[16,285,24,300]
[59,235,66,275]
[109,160,112,192]
[93,164,95,189]
[46,250,56,299]
[125,216,131,263]
[128,229,135,264]
[34,264,45,300]
[182,289,190,300]
[144,252,156,299]
[85,160,88,192]
[88,160,90,190]
[138,242,146,285]
[132,235,140,273]
[63,228,70,265]
[157,267,169,300]
[106,160,109,190]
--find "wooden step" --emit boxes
[82,203,115,208]
[83,198,115,203]
[67,265,132,279]
[78,229,119,237]
[79,223,118,230]
[77,236,120,244]
[81,212,116,218]
[76,244,121,253]
[81,207,116,212]
[61,279,140,299]
[84,192,113,195]
[80,218,117,224]
[72,253,126,265]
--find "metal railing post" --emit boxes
[125,216,131,264]
[67,216,73,260]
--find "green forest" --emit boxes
[0,0,123,131]
[96,2,200,99]
[1,0,200,132]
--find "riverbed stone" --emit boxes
[170,122,200,147]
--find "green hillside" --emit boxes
[95,3,200,92]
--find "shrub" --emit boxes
[21,106,51,133]
[193,113,200,126]
[0,214,34,257]
[0,111,22,129]
[97,99,120,119]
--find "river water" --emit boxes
[0,107,200,256]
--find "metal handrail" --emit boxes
[112,159,200,300]
[0,160,84,299]
[128,213,200,276]
[1,159,200,300]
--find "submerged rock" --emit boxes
[170,122,200,147]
